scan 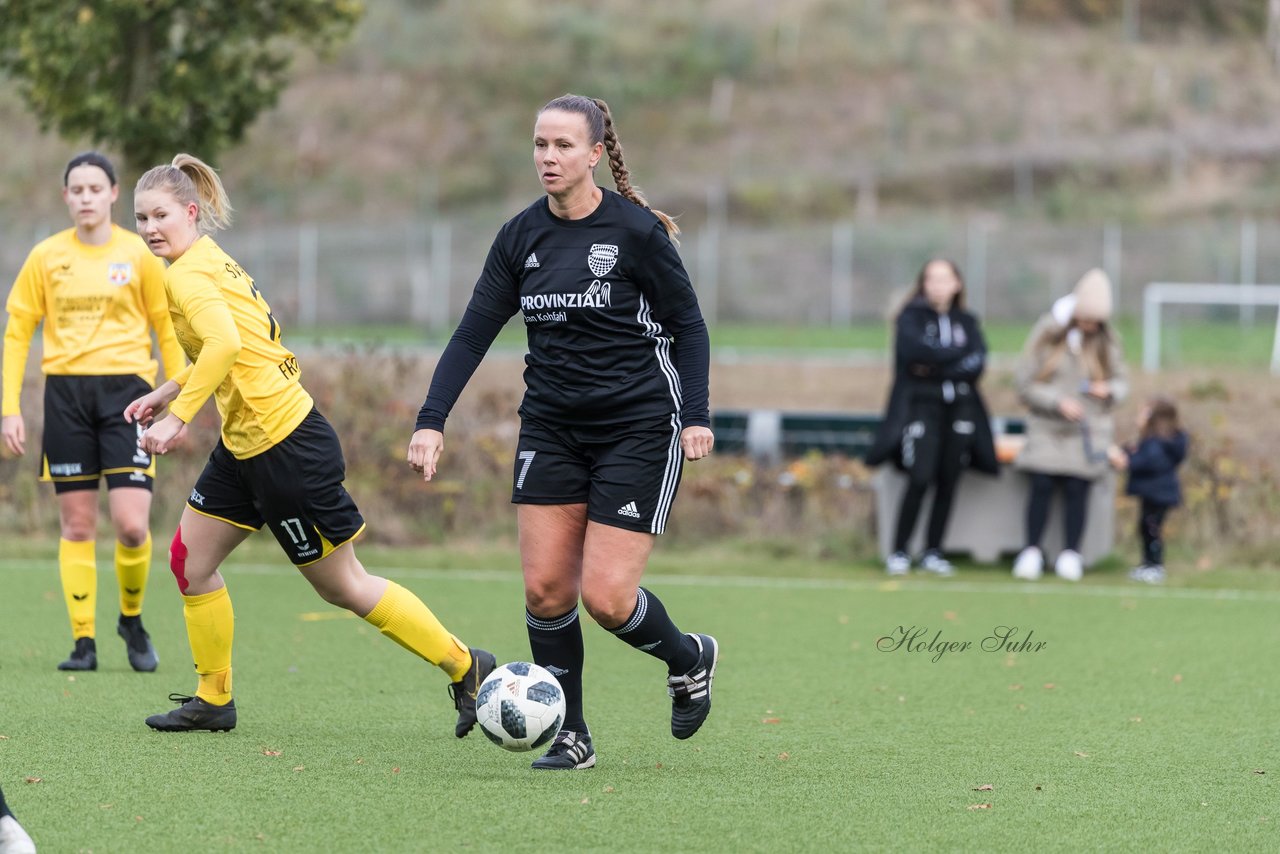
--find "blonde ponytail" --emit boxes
[135,153,233,234]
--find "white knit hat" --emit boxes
[1072,268,1112,322]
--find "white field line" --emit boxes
[2,559,1278,603]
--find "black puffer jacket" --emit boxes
[1125,431,1187,506]
[865,297,998,474]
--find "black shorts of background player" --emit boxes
[408,94,720,771]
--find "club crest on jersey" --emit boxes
[107,263,132,286]
[588,243,618,277]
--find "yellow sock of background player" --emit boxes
[183,586,234,705]
[115,534,151,617]
[59,538,96,639]
[363,581,472,680]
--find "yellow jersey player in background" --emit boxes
[2,151,186,673]
[125,153,496,734]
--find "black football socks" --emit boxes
[526,607,586,734]
[609,587,699,674]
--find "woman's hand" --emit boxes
[1,414,25,456]
[139,412,187,455]
[1058,397,1085,422]
[680,425,715,461]
[124,380,181,427]
[1086,380,1111,400]
[407,428,445,481]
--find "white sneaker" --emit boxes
[1129,564,1166,584]
[885,551,911,576]
[0,815,36,854]
[1054,550,1084,582]
[1012,546,1043,580]
[919,550,955,577]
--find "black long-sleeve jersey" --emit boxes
[417,189,711,431]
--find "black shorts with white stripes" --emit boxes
[511,413,685,535]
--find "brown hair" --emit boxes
[64,151,117,187]
[913,258,966,311]
[135,153,233,235]
[539,94,679,245]
[1141,396,1181,440]
[1033,319,1116,383]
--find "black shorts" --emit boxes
[187,408,366,567]
[511,413,684,534]
[41,374,155,494]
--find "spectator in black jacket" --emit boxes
[1108,396,1187,584]
[867,259,997,576]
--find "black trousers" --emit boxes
[1139,500,1171,566]
[1026,472,1091,552]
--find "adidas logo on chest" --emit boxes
[525,252,540,269]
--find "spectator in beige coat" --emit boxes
[1012,269,1128,581]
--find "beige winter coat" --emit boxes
[1014,313,1128,480]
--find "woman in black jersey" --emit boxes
[866,259,997,576]
[407,94,718,770]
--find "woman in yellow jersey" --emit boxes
[124,154,495,734]
[2,152,185,673]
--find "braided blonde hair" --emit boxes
[539,94,680,244]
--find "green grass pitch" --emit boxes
[0,541,1276,852]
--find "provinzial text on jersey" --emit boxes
[521,292,609,310]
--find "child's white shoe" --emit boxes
[1129,564,1166,584]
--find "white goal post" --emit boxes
[1142,282,1280,374]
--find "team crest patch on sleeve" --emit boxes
[108,263,132,286]
[588,244,618,277]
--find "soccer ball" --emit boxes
[476,662,565,752]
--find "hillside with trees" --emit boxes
[2,0,1279,231]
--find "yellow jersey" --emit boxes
[2,225,185,416]
[165,235,312,459]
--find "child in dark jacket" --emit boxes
[1107,397,1187,583]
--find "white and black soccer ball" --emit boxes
[476,662,565,752]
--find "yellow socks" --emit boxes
[364,581,472,680]
[115,534,151,617]
[59,538,96,639]
[183,586,235,705]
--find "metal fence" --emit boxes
[4,213,1279,330]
